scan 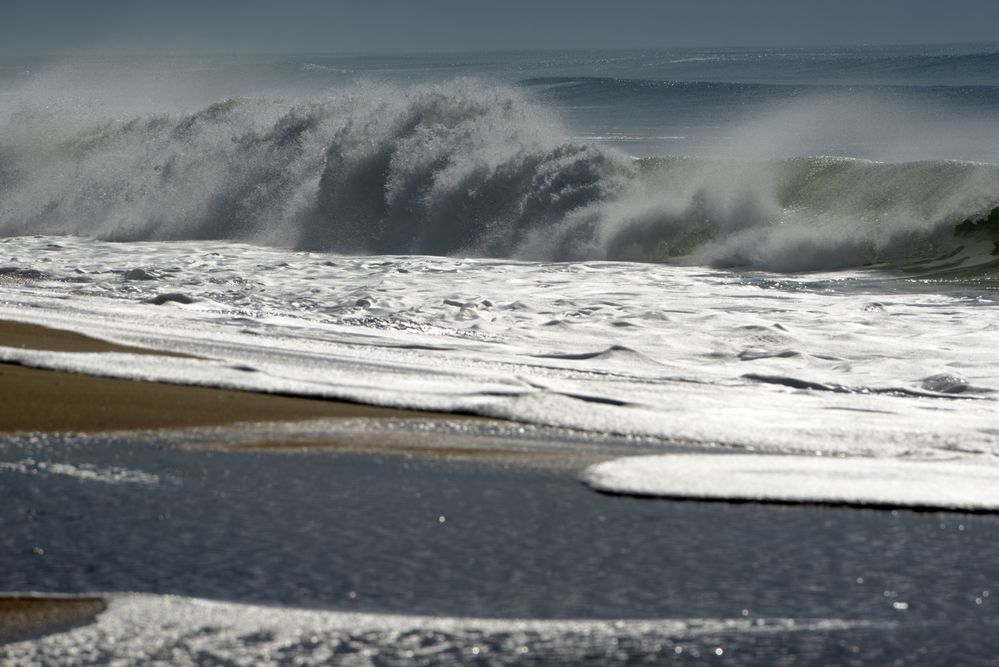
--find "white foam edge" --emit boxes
[582,454,999,512]
[2,592,883,646]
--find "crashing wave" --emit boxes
[0,80,997,273]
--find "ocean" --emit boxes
[2,45,999,663]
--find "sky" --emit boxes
[3,0,999,55]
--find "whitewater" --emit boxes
[2,47,999,504]
[2,79,998,272]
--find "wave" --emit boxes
[519,47,999,88]
[633,156,999,273]
[522,75,999,118]
[0,80,997,273]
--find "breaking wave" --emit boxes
[0,80,996,273]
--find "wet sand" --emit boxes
[198,433,617,468]
[0,320,187,357]
[0,597,106,644]
[0,320,470,433]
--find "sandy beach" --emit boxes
[0,320,468,433]
[0,597,106,645]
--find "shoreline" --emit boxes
[0,317,631,470]
[0,320,472,433]
[0,596,106,644]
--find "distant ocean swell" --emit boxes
[0,81,996,273]
[523,74,999,107]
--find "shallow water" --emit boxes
[2,433,998,662]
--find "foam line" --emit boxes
[583,454,999,512]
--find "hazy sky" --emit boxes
[4,0,999,55]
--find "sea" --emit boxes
[2,45,999,663]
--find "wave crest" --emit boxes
[1,81,997,273]
[306,86,630,255]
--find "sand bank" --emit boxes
[0,596,105,644]
[197,431,613,467]
[0,320,467,433]
[0,320,187,357]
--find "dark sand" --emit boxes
[0,320,187,357]
[0,320,470,433]
[0,597,106,644]
[201,435,610,467]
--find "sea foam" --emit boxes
[584,454,999,512]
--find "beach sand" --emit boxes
[0,597,106,644]
[0,320,186,356]
[0,320,469,433]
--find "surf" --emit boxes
[1,80,997,275]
